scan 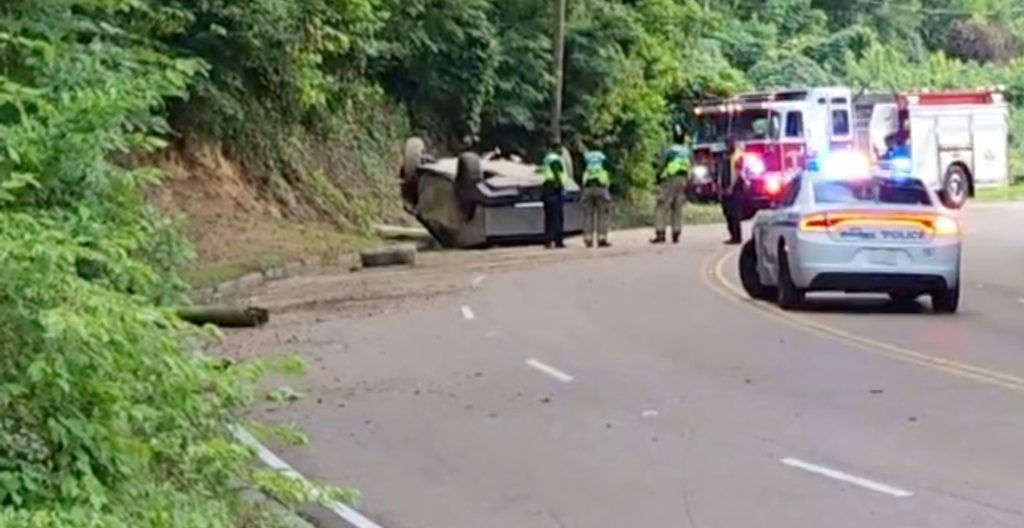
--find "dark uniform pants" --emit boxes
[542,187,565,246]
[721,194,742,242]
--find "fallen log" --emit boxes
[177,306,270,328]
[359,244,417,268]
[373,224,439,251]
[374,223,431,240]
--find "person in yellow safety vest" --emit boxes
[651,145,691,244]
[541,150,570,249]
[581,150,612,248]
[720,138,745,244]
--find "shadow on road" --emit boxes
[799,295,930,315]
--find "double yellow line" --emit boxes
[704,250,1024,394]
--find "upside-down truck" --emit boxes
[855,87,1010,209]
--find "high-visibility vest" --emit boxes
[542,164,569,190]
[583,166,610,186]
[660,157,690,181]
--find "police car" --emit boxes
[739,150,962,313]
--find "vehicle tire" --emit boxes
[455,152,483,219]
[402,137,425,181]
[401,137,426,205]
[941,164,970,209]
[776,242,804,310]
[739,239,775,301]
[931,282,960,314]
[888,290,919,304]
[559,146,575,184]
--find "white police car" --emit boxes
[739,150,962,313]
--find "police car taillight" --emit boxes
[800,211,959,235]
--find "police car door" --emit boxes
[758,174,803,284]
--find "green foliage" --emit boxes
[6,0,1024,523]
[0,1,347,526]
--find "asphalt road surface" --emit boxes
[228,202,1024,528]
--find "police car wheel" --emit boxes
[776,244,804,310]
[931,283,960,314]
[941,166,969,209]
[739,239,775,301]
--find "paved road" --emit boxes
[233,203,1024,528]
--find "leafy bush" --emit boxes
[0,2,345,525]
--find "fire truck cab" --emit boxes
[858,88,1010,209]
[691,86,855,218]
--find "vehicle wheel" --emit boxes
[941,165,970,209]
[455,152,483,219]
[402,137,425,181]
[559,146,575,184]
[931,282,960,314]
[776,243,804,310]
[739,239,775,300]
[888,290,919,304]
[401,137,426,205]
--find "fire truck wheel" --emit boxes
[941,165,970,209]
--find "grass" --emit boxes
[612,196,722,229]
[975,180,1024,202]
[181,218,380,289]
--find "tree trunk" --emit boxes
[177,306,270,328]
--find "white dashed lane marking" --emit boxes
[781,458,914,498]
[232,426,387,528]
[525,359,574,383]
[461,306,476,320]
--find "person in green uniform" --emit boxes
[541,150,569,249]
[580,150,612,248]
[651,145,691,244]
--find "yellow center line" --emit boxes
[702,249,1024,394]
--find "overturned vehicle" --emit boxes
[399,138,584,248]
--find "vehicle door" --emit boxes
[908,108,945,190]
[758,174,803,284]
[781,110,807,175]
[827,96,854,150]
[971,107,1009,187]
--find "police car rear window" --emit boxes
[813,178,932,206]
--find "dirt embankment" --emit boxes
[145,138,407,287]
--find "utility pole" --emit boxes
[550,0,567,146]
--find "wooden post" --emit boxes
[551,0,567,146]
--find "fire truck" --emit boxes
[690,86,855,218]
[854,87,1010,209]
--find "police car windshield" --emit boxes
[813,177,932,206]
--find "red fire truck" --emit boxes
[855,87,1010,209]
[690,87,856,218]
